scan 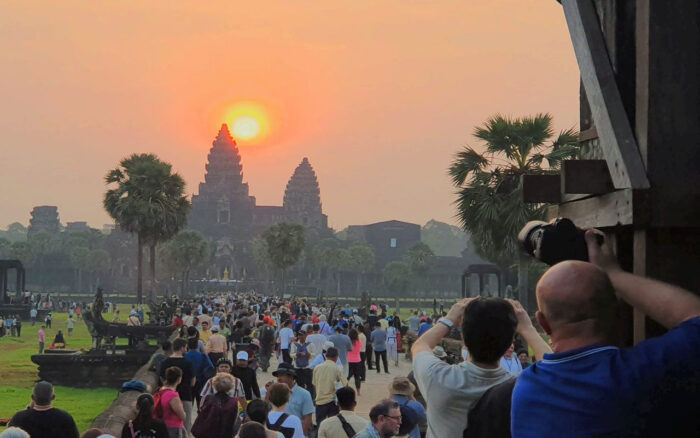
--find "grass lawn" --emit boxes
[0,311,123,433]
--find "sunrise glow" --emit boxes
[224,101,270,144]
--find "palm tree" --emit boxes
[160,230,209,297]
[347,243,376,294]
[104,153,190,303]
[262,223,306,297]
[448,113,578,300]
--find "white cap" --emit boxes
[236,351,249,361]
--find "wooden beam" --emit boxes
[546,189,647,228]
[561,0,650,190]
[521,174,560,203]
[562,160,614,194]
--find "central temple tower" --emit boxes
[189,124,255,245]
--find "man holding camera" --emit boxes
[511,230,700,437]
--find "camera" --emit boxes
[518,218,601,266]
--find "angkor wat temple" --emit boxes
[188,124,332,278]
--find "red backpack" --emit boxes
[152,388,171,419]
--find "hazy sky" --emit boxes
[0,1,579,231]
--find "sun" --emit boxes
[223,101,271,144]
[232,116,261,140]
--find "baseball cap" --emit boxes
[236,351,249,361]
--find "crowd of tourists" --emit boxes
[4,230,700,437]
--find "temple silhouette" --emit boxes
[188,124,332,278]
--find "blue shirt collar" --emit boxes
[542,344,619,364]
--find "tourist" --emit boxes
[185,337,214,407]
[356,324,368,381]
[309,341,342,370]
[52,329,66,349]
[317,314,332,337]
[30,307,37,325]
[258,319,277,372]
[14,315,22,337]
[317,387,368,438]
[266,383,304,438]
[199,358,246,409]
[305,324,326,360]
[517,349,531,370]
[38,325,46,354]
[289,330,314,397]
[244,400,284,438]
[499,343,522,375]
[271,363,313,437]
[370,322,389,374]
[277,320,295,365]
[353,399,401,438]
[386,320,399,367]
[312,347,347,424]
[192,373,240,438]
[0,427,30,438]
[80,428,105,438]
[511,230,700,436]
[346,328,364,396]
[153,340,173,375]
[416,318,432,337]
[127,310,141,326]
[45,312,52,328]
[0,314,5,337]
[8,381,79,438]
[328,326,352,375]
[199,320,213,344]
[159,338,196,437]
[408,311,420,332]
[205,325,227,365]
[157,366,187,438]
[387,377,425,438]
[65,315,74,336]
[411,298,550,437]
[113,309,121,323]
[237,422,269,438]
[233,351,261,400]
[120,393,169,438]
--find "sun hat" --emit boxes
[389,376,416,397]
[272,362,297,378]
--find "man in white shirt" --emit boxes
[278,320,295,365]
[411,298,551,437]
[499,343,522,375]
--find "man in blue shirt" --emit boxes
[417,318,432,337]
[273,363,314,437]
[511,230,700,437]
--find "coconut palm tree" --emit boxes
[262,222,306,297]
[104,153,190,303]
[448,113,578,299]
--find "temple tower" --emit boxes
[283,157,330,238]
[28,206,61,236]
[189,124,256,254]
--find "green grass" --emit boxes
[0,312,124,432]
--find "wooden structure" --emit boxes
[523,1,700,343]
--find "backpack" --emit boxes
[294,342,311,368]
[267,413,295,438]
[191,394,239,438]
[152,388,172,419]
[398,400,419,436]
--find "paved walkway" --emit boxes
[256,352,415,419]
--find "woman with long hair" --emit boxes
[347,328,363,396]
[120,393,169,438]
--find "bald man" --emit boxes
[511,230,700,437]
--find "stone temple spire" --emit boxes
[198,123,249,199]
[284,157,324,223]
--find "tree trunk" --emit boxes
[77,268,82,293]
[149,244,156,301]
[355,272,361,294]
[180,271,186,297]
[136,234,143,304]
[518,253,530,312]
[336,272,341,298]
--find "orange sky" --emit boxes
[0,0,579,231]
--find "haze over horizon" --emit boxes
[0,1,579,232]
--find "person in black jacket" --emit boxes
[233,351,260,400]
